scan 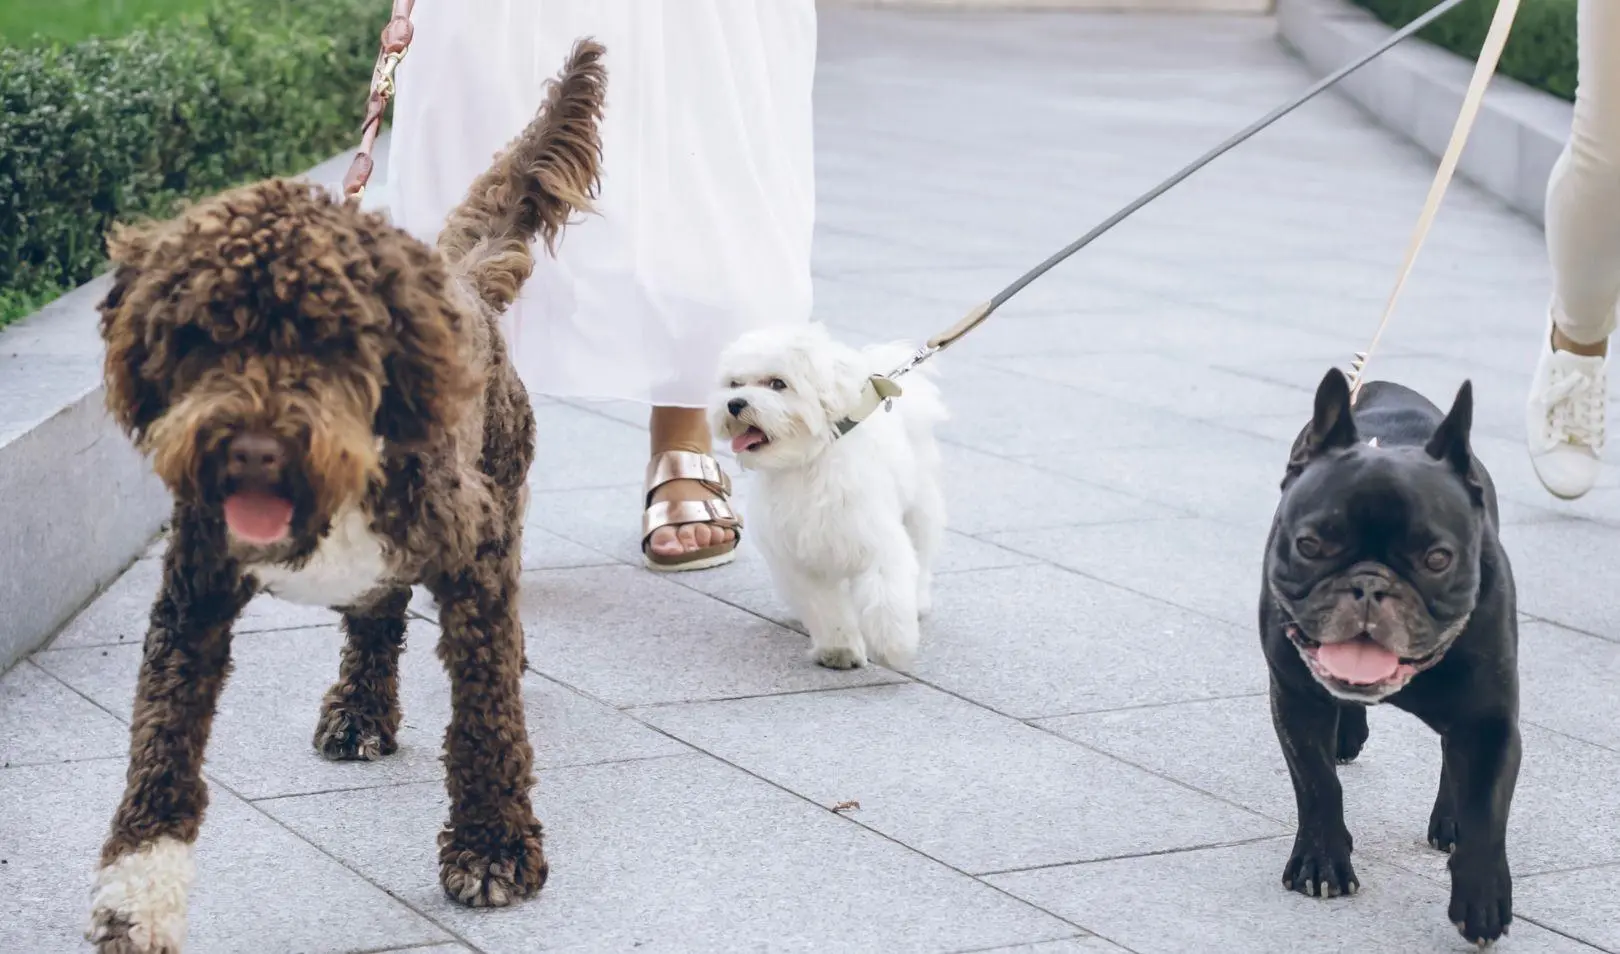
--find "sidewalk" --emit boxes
[3,7,1618,953]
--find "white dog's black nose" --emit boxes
[727,398,748,417]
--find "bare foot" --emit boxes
[646,477,737,558]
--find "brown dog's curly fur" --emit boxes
[87,39,606,953]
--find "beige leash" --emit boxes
[1347,0,1523,405]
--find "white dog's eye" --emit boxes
[768,378,788,391]
[728,380,744,389]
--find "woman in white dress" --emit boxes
[390,0,817,571]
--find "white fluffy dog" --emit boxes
[709,322,948,669]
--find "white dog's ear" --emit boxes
[815,343,869,423]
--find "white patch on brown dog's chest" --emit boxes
[247,505,392,609]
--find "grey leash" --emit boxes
[834,0,1484,438]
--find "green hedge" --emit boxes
[0,0,380,326]
[1352,0,1577,101]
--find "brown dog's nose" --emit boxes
[226,432,285,483]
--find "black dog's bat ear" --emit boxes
[1283,367,1359,487]
[1426,379,1485,505]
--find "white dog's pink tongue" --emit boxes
[731,428,767,453]
[224,492,294,544]
[1316,638,1400,685]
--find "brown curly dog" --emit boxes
[84,39,606,954]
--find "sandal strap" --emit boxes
[642,498,742,543]
[645,450,731,502]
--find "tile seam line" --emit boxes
[524,667,1098,938]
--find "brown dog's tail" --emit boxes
[437,38,606,311]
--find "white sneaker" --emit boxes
[1526,322,1608,500]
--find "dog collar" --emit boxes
[832,374,904,440]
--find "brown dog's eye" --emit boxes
[1295,535,1325,559]
[1424,548,1453,572]
[768,378,788,391]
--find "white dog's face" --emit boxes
[709,324,867,471]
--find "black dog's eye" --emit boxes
[1424,547,1454,573]
[768,378,788,391]
[1295,534,1327,559]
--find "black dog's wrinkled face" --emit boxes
[1267,370,1485,702]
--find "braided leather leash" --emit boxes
[342,0,417,206]
[834,0,1516,437]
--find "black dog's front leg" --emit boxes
[1271,674,1359,898]
[1443,716,1520,945]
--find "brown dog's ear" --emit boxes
[1283,367,1359,488]
[1426,379,1485,506]
[99,252,167,442]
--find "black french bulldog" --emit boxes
[1259,367,1521,946]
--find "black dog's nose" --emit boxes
[727,398,748,417]
[227,432,285,483]
[1349,578,1390,603]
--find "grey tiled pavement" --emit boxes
[3,7,1619,954]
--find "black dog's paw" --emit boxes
[1449,854,1512,946]
[1335,706,1369,764]
[1283,831,1359,898]
[1427,807,1459,853]
[313,693,399,762]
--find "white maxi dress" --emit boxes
[388,0,818,409]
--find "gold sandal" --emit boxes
[641,451,742,572]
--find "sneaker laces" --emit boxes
[1540,363,1607,450]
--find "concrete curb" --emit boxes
[1275,0,1571,226]
[0,136,391,673]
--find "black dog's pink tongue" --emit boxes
[223,492,294,544]
[1316,638,1400,685]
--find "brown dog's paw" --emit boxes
[86,837,193,953]
[313,695,398,762]
[86,910,179,954]
[438,821,548,908]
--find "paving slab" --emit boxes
[0,760,448,954]
[1040,694,1620,880]
[34,623,685,801]
[0,661,127,768]
[260,755,1080,953]
[986,840,1605,954]
[519,565,906,706]
[637,682,1280,874]
[906,563,1266,719]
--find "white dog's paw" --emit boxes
[813,645,868,670]
[86,837,193,953]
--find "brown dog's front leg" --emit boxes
[88,516,249,954]
[432,555,545,908]
[315,587,412,761]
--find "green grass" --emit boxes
[0,0,213,47]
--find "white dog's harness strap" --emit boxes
[1346,0,1521,405]
[832,374,905,439]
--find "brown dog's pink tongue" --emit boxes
[224,492,293,544]
[1315,639,1400,685]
